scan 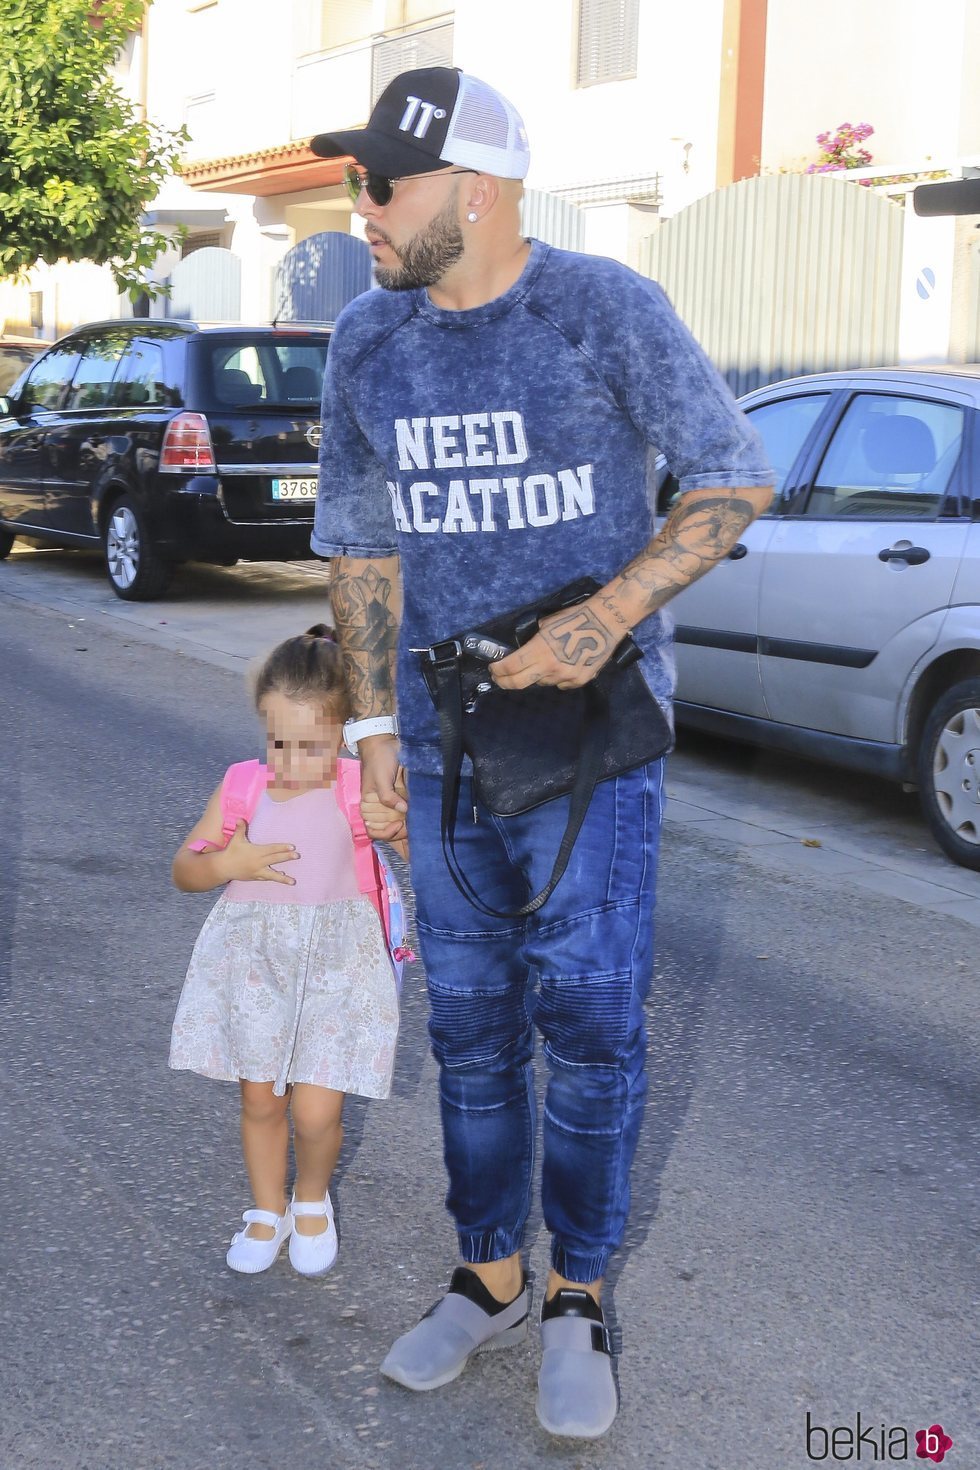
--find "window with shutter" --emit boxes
[319,0,375,51]
[388,0,451,23]
[576,0,639,87]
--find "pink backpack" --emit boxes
[191,758,413,984]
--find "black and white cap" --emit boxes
[310,66,530,180]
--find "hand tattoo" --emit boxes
[541,607,616,669]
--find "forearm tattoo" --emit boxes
[596,591,629,631]
[616,492,757,614]
[541,606,617,668]
[329,561,399,718]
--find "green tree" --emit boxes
[0,0,186,297]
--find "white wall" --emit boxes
[0,261,129,341]
[146,0,297,160]
[452,0,725,211]
[761,0,980,173]
[898,209,958,365]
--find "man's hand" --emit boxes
[359,736,408,842]
[490,599,620,691]
[492,485,773,692]
[219,821,298,884]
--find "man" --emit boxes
[310,66,773,1439]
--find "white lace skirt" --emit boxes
[169,896,399,1099]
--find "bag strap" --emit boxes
[428,653,609,919]
[219,760,268,843]
[335,757,397,951]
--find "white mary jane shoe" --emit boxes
[225,1207,291,1274]
[288,1192,338,1277]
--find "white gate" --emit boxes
[158,247,242,322]
[520,190,586,253]
[639,174,905,394]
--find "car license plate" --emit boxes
[271,477,318,501]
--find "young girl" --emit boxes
[169,625,401,1277]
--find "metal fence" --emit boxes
[272,233,373,324]
[156,247,242,322]
[520,189,586,253]
[638,173,905,395]
[371,21,453,105]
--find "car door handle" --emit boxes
[878,545,930,565]
[727,543,748,560]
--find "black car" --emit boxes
[0,320,331,599]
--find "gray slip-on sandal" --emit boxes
[380,1266,530,1392]
[536,1289,618,1439]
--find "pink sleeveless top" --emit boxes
[224,785,362,906]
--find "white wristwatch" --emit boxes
[343,715,398,754]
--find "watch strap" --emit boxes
[343,715,398,753]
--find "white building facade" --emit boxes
[2,0,978,352]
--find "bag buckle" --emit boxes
[416,638,463,665]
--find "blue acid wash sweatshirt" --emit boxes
[312,239,772,775]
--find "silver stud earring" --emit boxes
[467,211,478,223]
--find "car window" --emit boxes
[65,334,128,410]
[655,392,831,516]
[219,344,267,404]
[805,394,965,520]
[20,345,83,412]
[114,340,175,407]
[745,394,830,497]
[198,336,329,411]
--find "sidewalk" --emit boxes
[4,547,980,926]
[0,546,332,671]
[664,768,980,926]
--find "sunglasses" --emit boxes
[343,162,477,208]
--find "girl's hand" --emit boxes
[361,766,408,844]
[220,820,299,884]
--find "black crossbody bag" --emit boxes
[418,577,672,919]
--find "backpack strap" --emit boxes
[186,760,269,852]
[336,757,398,955]
[219,760,270,843]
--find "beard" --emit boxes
[373,192,465,291]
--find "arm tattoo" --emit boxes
[540,607,617,668]
[329,560,400,718]
[596,592,629,631]
[616,492,758,615]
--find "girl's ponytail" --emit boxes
[253,624,350,715]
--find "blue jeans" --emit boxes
[406,759,664,1284]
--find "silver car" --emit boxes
[666,367,980,870]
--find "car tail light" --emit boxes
[160,412,216,472]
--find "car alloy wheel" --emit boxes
[917,677,980,870]
[101,493,172,601]
[106,503,140,589]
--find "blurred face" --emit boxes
[260,691,345,790]
[355,169,466,290]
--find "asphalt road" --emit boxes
[1,591,977,1470]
